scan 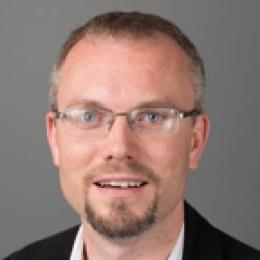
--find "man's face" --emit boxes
[46,34,209,238]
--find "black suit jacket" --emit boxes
[4,202,260,260]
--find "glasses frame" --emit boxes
[52,106,201,135]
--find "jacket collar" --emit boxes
[183,201,222,260]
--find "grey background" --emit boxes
[1,0,259,257]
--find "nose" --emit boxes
[102,116,136,162]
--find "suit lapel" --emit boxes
[33,226,79,260]
[182,202,223,260]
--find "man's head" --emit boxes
[46,11,209,239]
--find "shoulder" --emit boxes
[4,226,79,260]
[184,202,260,260]
[218,229,260,259]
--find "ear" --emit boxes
[189,114,210,170]
[46,112,60,166]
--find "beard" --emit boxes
[83,161,160,239]
[85,194,158,239]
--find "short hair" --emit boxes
[49,11,205,112]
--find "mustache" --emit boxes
[84,161,160,185]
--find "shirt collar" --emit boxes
[168,223,184,260]
[70,225,84,260]
[70,224,184,260]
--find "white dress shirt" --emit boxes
[70,224,184,260]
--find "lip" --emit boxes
[92,173,149,183]
[91,173,149,198]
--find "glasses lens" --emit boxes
[60,108,110,133]
[131,108,179,134]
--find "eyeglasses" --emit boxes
[53,106,201,138]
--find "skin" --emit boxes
[46,33,210,259]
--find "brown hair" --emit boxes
[49,11,205,111]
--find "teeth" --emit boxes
[118,181,128,188]
[96,180,145,188]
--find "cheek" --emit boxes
[143,135,191,206]
[59,168,85,216]
[57,133,98,170]
[144,134,191,174]
[56,135,99,215]
[156,142,190,196]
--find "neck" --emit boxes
[81,201,184,260]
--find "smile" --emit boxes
[94,180,147,189]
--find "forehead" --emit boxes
[57,34,195,110]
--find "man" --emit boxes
[5,11,260,260]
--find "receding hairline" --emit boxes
[49,11,205,112]
[60,31,194,70]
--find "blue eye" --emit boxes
[82,111,97,123]
[147,112,160,123]
[135,110,165,125]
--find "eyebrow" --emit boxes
[65,100,112,111]
[135,100,176,109]
[65,99,176,111]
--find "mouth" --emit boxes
[89,173,151,199]
[94,179,148,189]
